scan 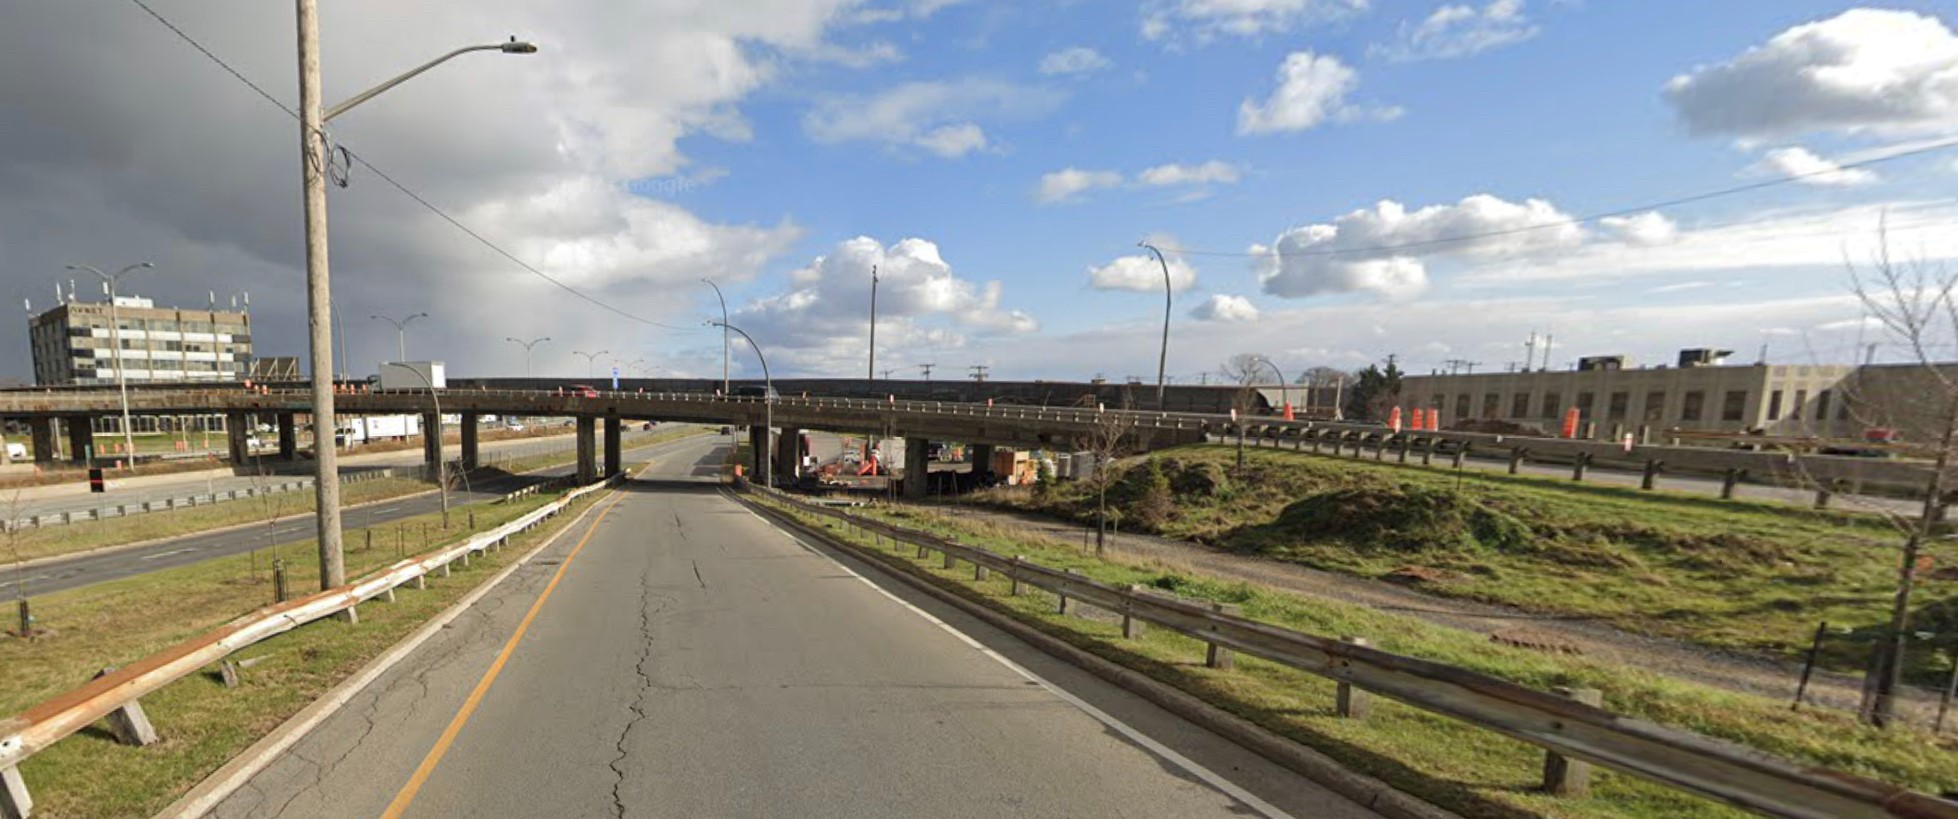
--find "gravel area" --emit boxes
[940,503,1948,728]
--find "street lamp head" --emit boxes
[501,37,539,54]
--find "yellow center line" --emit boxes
[379,489,628,819]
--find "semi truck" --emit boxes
[336,414,422,445]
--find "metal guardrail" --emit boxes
[749,488,1958,819]
[0,388,1937,498]
[0,469,401,533]
[0,474,623,818]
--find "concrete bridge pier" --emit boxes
[225,411,250,466]
[576,415,597,484]
[65,415,94,465]
[968,443,995,478]
[460,413,480,471]
[903,436,930,499]
[277,414,298,460]
[603,416,622,477]
[29,418,55,465]
[748,425,767,479]
[775,426,801,481]
[422,412,443,481]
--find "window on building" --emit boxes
[1454,394,1470,419]
[1681,390,1705,421]
[1766,390,1783,419]
[1644,391,1667,422]
[1541,391,1562,418]
[1721,390,1747,422]
[1814,389,1832,421]
[1607,391,1629,420]
[1480,393,1500,418]
[1511,392,1530,417]
[1576,391,1595,420]
[1838,393,1851,421]
[1791,389,1808,420]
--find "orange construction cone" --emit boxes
[1388,406,1403,433]
[1283,402,1295,421]
[1410,407,1424,431]
[1561,406,1581,439]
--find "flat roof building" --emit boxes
[29,296,253,386]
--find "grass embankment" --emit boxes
[0,486,610,819]
[759,496,1957,819]
[969,444,1957,680]
[0,477,431,564]
[482,425,710,475]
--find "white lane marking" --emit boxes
[141,548,199,561]
[730,497,1294,819]
[373,506,402,514]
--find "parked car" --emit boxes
[641,422,656,430]
[506,422,525,432]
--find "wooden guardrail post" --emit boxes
[1397,438,1410,463]
[1720,468,1742,500]
[942,548,956,570]
[1814,479,1841,510]
[1641,459,1662,491]
[1205,602,1240,669]
[1122,586,1147,639]
[1543,686,1604,796]
[1571,452,1590,482]
[1507,448,1525,475]
[915,542,929,559]
[1009,556,1025,595]
[973,560,989,581]
[1336,637,1372,720]
[1422,439,1436,465]
[2,763,31,819]
[1057,569,1080,615]
[92,667,160,747]
[1451,444,1468,469]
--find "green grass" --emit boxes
[761,496,1958,819]
[0,477,432,564]
[0,487,607,819]
[969,444,1957,682]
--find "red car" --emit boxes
[569,384,601,399]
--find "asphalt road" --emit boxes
[0,433,704,599]
[208,436,1374,819]
[1,429,635,522]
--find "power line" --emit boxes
[1157,135,1958,260]
[124,0,698,334]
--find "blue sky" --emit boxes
[3,0,1957,381]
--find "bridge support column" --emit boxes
[604,416,622,477]
[576,416,597,484]
[224,412,249,465]
[460,413,479,471]
[903,436,930,499]
[277,414,298,460]
[968,444,995,478]
[422,412,443,481]
[775,426,801,481]
[749,425,767,477]
[29,418,55,465]
[66,416,94,465]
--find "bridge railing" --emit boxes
[745,487,1957,819]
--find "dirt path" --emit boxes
[941,503,1947,728]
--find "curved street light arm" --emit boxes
[324,40,538,123]
[1139,242,1172,411]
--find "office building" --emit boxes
[29,296,253,386]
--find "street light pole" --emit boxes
[1140,242,1172,411]
[66,262,152,465]
[701,278,729,395]
[867,264,879,382]
[371,312,428,363]
[1252,355,1291,416]
[291,4,537,592]
[505,336,550,378]
[710,321,772,489]
[573,349,610,380]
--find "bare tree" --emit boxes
[2,490,29,637]
[1080,402,1137,557]
[245,467,294,592]
[1843,227,1958,728]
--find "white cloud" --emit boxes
[1665,8,1958,138]
[1745,146,1879,186]
[1191,294,1261,322]
[1137,160,1242,186]
[1142,0,1370,44]
[1599,212,1680,246]
[1238,52,1401,135]
[915,123,991,157]
[1255,194,1666,299]
[1040,46,1112,76]
[1372,0,1540,62]
[1087,247,1198,292]
[1037,168,1124,204]
[738,236,1036,373]
[804,78,1063,157]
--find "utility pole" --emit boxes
[867,264,879,382]
[969,365,989,382]
[1386,353,1398,371]
[919,363,935,382]
[880,368,895,380]
[1541,334,1553,371]
[295,0,344,591]
[1524,330,1538,373]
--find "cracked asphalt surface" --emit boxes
[208,435,1376,819]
